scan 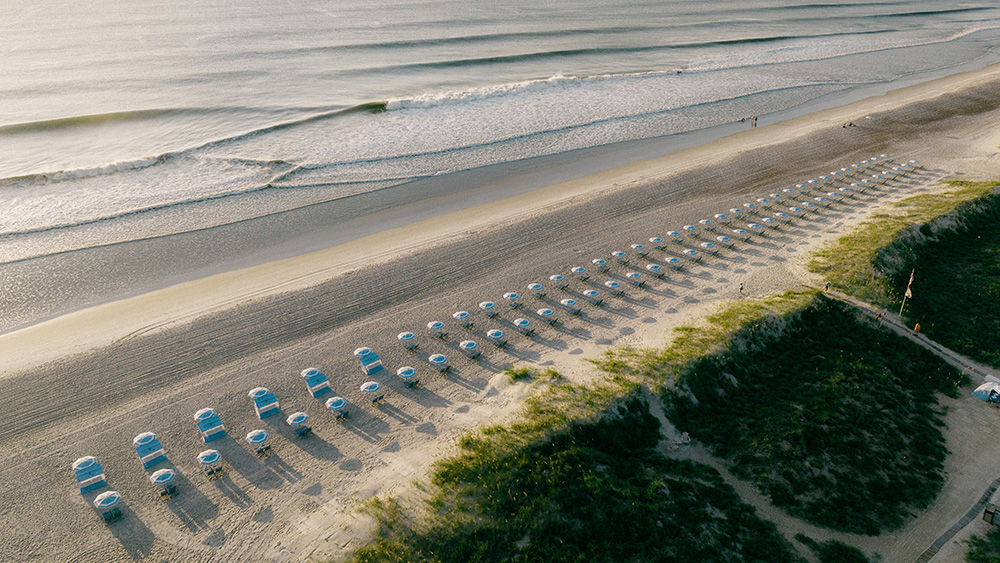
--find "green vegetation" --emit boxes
[504,365,561,384]
[795,534,871,563]
[348,378,805,562]
[809,181,1000,368]
[664,295,965,535]
[966,525,1000,562]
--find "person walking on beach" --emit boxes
[738,282,744,296]
[824,281,831,291]
[751,115,757,128]
[913,322,921,335]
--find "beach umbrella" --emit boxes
[571,266,589,281]
[245,430,269,446]
[592,258,609,272]
[743,203,757,214]
[755,198,770,209]
[536,308,556,325]
[513,318,531,329]
[286,412,309,426]
[93,491,121,510]
[428,353,448,368]
[527,283,545,299]
[360,381,382,394]
[802,201,817,212]
[605,280,622,289]
[646,264,664,278]
[665,257,682,270]
[197,449,221,466]
[814,196,830,207]
[807,179,820,187]
[397,366,416,380]
[625,272,644,287]
[768,193,783,201]
[486,329,506,346]
[194,407,226,442]
[732,228,750,241]
[133,431,167,469]
[819,176,832,185]
[560,298,581,315]
[72,456,107,494]
[713,213,730,225]
[774,212,790,223]
[683,249,700,262]
[761,217,777,228]
[788,206,804,217]
[353,347,372,358]
[325,396,347,411]
[782,188,798,199]
[698,219,714,231]
[479,301,498,317]
[728,208,743,216]
[699,242,718,255]
[150,468,176,486]
[665,230,683,243]
[398,331,417,350]
[582,289,603,305]
[460,340,479,352]
[746,223,763,232]
[549,274,568,289]
[682,225,699,237]
[503,292,520,307]
[649,236,665,250]
[354,347,383,375]
[427,321,447,339]
[716,235,734,248]
[612,251,628,265]
[453,310,473,328]
[631,244,647,257]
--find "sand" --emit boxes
[3,63,1000,563]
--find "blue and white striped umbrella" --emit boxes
[197,450,221,466]
[286,412,309,426]
[698,219,713,228]
[761,217,777,227]
[353,347,372,357]
[665,257,681,268]
[649,236,664,244]
[814,196,828,205]
[666,230,682,239]
[774,212,790,222]
[93,490,121,509]
[245,430,269,445]
[150,468,176,486]
[133,432,157,447]
[398,331,416,343]
[561,298,578,307]
[611,251,627,259]
[427,321,445,331]
[803,202,817,211]
[788,206,803,216]
[683,249,699,258]
[325,396,347,411]
[592,258,607,267]
[513,318,531,328]
[626,272,642,281]
[549,274,566,283]
[713,214,729,224]
[605,280,621,290]
[460,340,478,351]
[729,208,743,215]
[301,368,322,378]
[571,266,587,276]
[732,229,749,239]
[768,193,783,200]
[756,198,769,206]
[428,354,448,365]
[527,283,543,293]
[453,311,471,321]
[838,187,853,196]
[700,242,717,253]
[360,381,382,394]
[747,223,763,231]
[487,329,505,340]
[646,264,663,273]
[631,244,645,252]
[537,308,554,319]
[479,301,496,312]
[194,408,216,422]
[503,292,520,302]
[73,456,98,471]
[582,289,600,298]
[397,366,416,379]
[682,225,698,234]
[743,203,757,212]
[716,236,733,247]
[782,188,798,198]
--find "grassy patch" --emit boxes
[347,378,805,563]
[504,365,561,384]
[661,295,965,535]
[795,534,871,563]
[966,525,1000,562]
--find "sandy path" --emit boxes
[2,64,1000,562]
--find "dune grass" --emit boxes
[966,525,1000,562]
[347,377,805,563]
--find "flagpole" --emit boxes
[899,268,914,316]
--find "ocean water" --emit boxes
[2,0,1000,266]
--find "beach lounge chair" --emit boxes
[428,354,450,373]
[453,310,474,329]
[397,366,419,388]
[354,347,384,375]
[560,298,582,316]
[460,340,482,360]
[487,329,507,348]
[287,412,313,436]
[197,450,224,480]
[513,318,535,337]
[301,368,332,398]
[193,408,226,443]
[398,331,418,351]
[72,456,107,494]
[325,396,349,421]
[248,387,280,419]
[150,468,177,498]
[245,430,272,457]
[133,432,167,469]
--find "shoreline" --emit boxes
[2,62,1000,562]
[4,62,1000,377]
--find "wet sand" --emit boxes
[2,63,1000,562]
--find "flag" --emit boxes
[904,269,914,299]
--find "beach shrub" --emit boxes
[966,524,1000,562]
[795,534,871,563]
[348,379,804,563]
[661,295,965,535]
[504,366,562,384]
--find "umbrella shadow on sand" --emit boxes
[162,465,218,532]
[106,506,156,561]
[213,474,255,509]
[262,414,342,465]
[215,439,284,490]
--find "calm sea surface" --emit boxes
[2,0,1000,265]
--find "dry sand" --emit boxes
[2,63,1000,563]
